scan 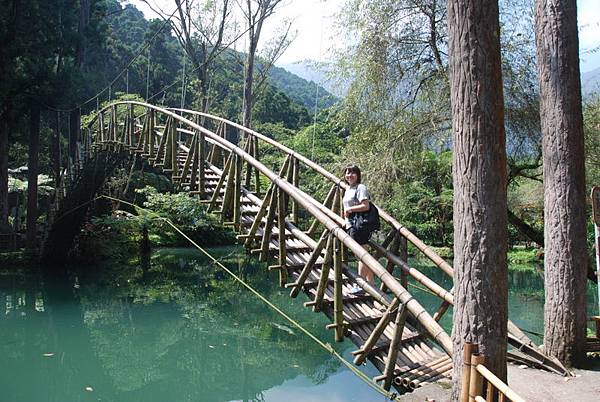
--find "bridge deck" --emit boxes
[198,164,452,391]
[46,102,569,395]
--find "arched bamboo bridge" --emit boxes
[58,101,568,393]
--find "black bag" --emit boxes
[353,204,380,232]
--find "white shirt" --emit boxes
[342,184,370,226]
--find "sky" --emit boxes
[128,0,600,73]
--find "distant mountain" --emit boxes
[278,60,348,98]
[268,63,339,111]
[581,67,600,97]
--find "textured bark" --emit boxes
[26,102,40,249]
[448,0,508,399]
[534,0,587,366]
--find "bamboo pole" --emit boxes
[469,354,486,402]
[292,156,299,222]
[354,298,400,365]
[259,185,279,262]
[220,151,236,221]
[148,110,156,158]
[370,242,454,304]
[179,133,196,181]
[333,236,344,341]
[289,229,329,297]
[244,184,275,248]
[475,364,526,402]
[170,119,178,176]
[253,135,260,195]
[460,343,477,402]
[198,130,206,198]
[306,183,336,236]
[380,232,400,293]
[312,234,334,312]
[207,153,233,212]
[382,303,408,391]
[233,154,242,231]
[127,103,134,147]
[94,102,454,356]
[154,117,169,166]
[277,185,287,286]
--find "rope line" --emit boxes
[52,193,403,401]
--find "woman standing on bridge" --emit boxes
[342,164,375,293]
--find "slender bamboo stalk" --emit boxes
[277,185,287,286]
[475,364,526,402]
[207,153,233,212]
[154,117,169,166]
[380,232,400,293]
[313,234,334,312]
[289,229,329,298]
[259,185,279,262]
[244,184,275,248]
[148,110,156,158]
[179,133,196,181]
[469,354,486,402]
[382,303,407,390]
[354,298,400,365]
[220,151,236,221]
[292,156,299,222]
[460,343,477,402]
[306,183,336,236]
[233,154,242,231]
[333,236,344,341]
[198,131,206,198]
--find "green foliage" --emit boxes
[384,151,454,246]
[135,186,236,247]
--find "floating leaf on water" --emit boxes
[42,353,54,357]
[208,345,215,349]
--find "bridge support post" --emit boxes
[277,185,287,286]
[333,236,344,342]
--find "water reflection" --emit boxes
[0,248,381,402]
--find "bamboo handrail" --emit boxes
[461,343,527,402]
[87,101,454,356]
[166,108,454,277]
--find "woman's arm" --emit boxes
[344,199,370,217]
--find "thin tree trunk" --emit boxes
[448,0,508,398]
[534,0,587,366]
[27,102,41,249]
[0,118,8,226]
[69,108,80,165]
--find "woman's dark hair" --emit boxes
[343,164,361,184]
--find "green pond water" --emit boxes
[1,247,598,402]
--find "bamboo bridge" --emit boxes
[44,101,569,394]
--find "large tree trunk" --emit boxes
[448,0,508,398]
[0,119,8,226]
[26,102,41,249]
[534,0,587,366]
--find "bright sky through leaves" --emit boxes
[129,0,600,72]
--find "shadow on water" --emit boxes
[0,247,382,402]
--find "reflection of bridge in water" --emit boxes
[43,101,568,393]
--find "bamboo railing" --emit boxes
[461,343,527,402]
[62,101,569,392]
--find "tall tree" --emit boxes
[143,0,234,113]
[534,0,587,366]
[26,102,40,249]
[238,0,291,128]
[447,0,508,398]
